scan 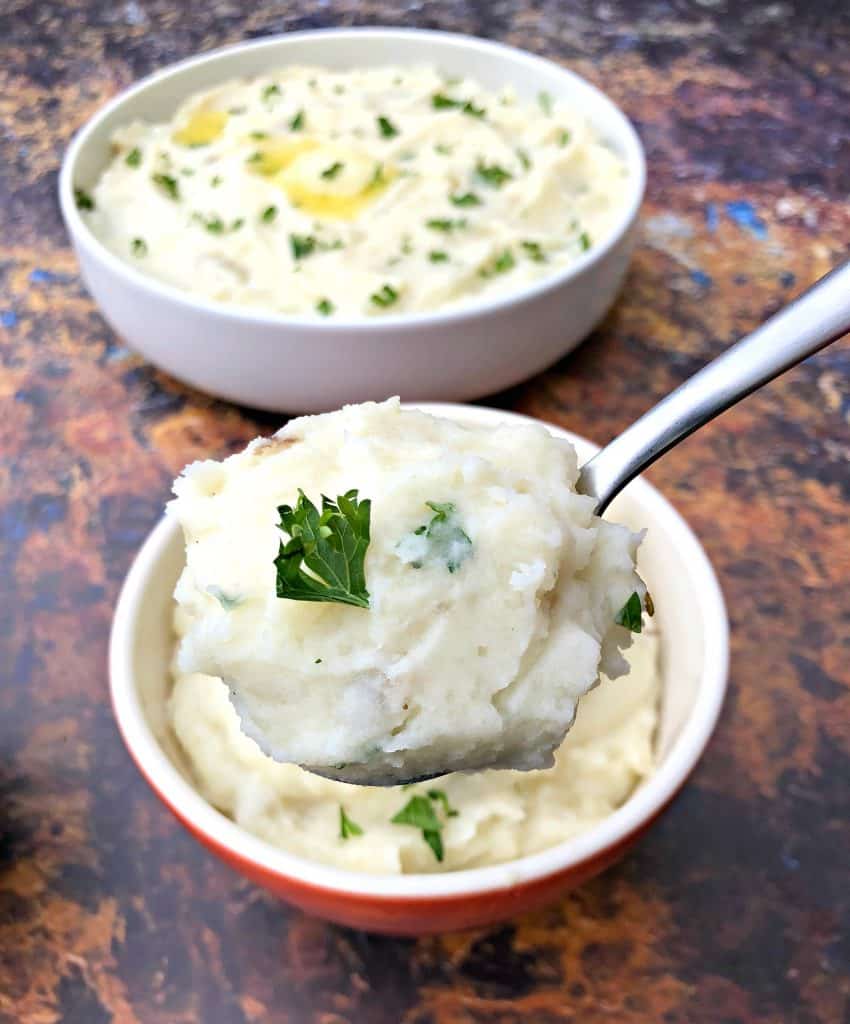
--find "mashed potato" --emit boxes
[82,65,630,317]
[169,400,646,786]
[168,628,660,873]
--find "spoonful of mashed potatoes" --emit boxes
[170,399,646,786]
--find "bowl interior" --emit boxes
[112,405,727,898]
[67,29,644,197]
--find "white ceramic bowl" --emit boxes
[60,29,645,413]
[109,404,728,934]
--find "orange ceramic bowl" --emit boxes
[109,404,728,935]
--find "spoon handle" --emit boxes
[578,258,850,514]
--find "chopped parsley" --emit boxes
[616,592,643,632]
[194,214,225,234]
[339,806,364,839]
[231,217,244,231]
[559,129,571,146]
[427,789,459,818]
[450,192,481,207]
[476,161,512,187]
[578,231,591,251]
[290,234,317,260]
[261,204,278,224]
[391,795,445,861]
[368,163,386,189]
[151,173,180,200]
[431,93,486,118]
[480,249,516,277]
[400,501,472,574]
[210,175,222,187]
[262,83,281,101]
[538,90,554,116]
[428,250,449,263]
[521,240,547,262]
[371,284,399,308]
[250,131,268,140]
[245,151,264,164]
[74,187,95,211]
[426,217,467,232]
[320,161,344,180]
[275,490,371,609]
[125,147,142,168]
[316,297,335,316]
[377,115,399,138]
[517,148,532,170]
[434,143,453,156]
[289,109,305,131]
[131,237,147,257]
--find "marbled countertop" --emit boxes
[1,2,848,1021]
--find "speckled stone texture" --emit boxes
[1,0,848,1021]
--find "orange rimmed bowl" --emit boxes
[109,404,728,934]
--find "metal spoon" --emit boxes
[577,258,850,513]
[319,259,850,788]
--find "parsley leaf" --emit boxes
[321,161,344,180]
[428,250,449,263]
[250,130,268,140]
[480,249,516,278]
[431,94,486,118]
[559,129,571,146]
[125,147,142,168]
[261,205,278,224]
[401,500,472,573]
[427,789,459,817]
[74,187,95,211]
[516,147,532,170]
[262,83,281,101]
[290,234,317,260]
[391,796,444,861]
[578,231,591,252]
[426,217,467,232]
[316,297,335,316]
[377,115,399,138]
[615,591,643,632]
[476,161,512,187]
[370,284,399,308]
[289,109,305,131]
[450,191,481,207]
[151,173,180,200]
[274,490,371,609]
[538,90,553,115]
[131,237,147,257]
[521,240,546,263]
[339,806,364,839]
[210,175,222,187]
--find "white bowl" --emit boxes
[109,404,728,934]
[60,29,645,413]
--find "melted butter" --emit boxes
[275,145,394,220]
[245,138,320,177]
[173,110,228,147]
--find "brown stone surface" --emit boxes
[1,1,849,1021]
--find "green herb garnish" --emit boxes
[231,217,244,231]
[450,192,481,207]
[262,83,281,101]
[391,796,444,861]
[321,161,344,180]
[615,591,643,632]
[125,147,142,168]
[578,231,591,251]
[476,161,512,187]
[316,297,334,316]
[274,490,371,609]
[368,163,386,189]
[131,237,147,257]
[559,129,571,146]
[538,90,553,115]
[250,131,269,140]
[370,284,399,308]
[290,234,317,260]
[261,205,278,224]
[426,218,467,232]
[403,501,472,573]
[434,143,453,155]
[211,175,222,187]
[480,249,516,278]
[289,109,305,131]
[427,789,459,818]
[152,173,180,200]
[521,240,546,262]
[246,151,264,164]
[377,115,399,139]
[74,187,95,211]
[516,148,532,170]
[339,806,364,839]
[428,251,449,263]
[431,94,485,118]
[195,214,224,234]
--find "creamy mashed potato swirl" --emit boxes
[169,400,646,786]
[169,629,659,874]
[84,65,630,317]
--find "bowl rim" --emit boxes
[109,402,729,900]
[60,26,646,333]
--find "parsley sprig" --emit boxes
[274,490,371,609]
[615,591,643,632]
[391,790,459,862]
